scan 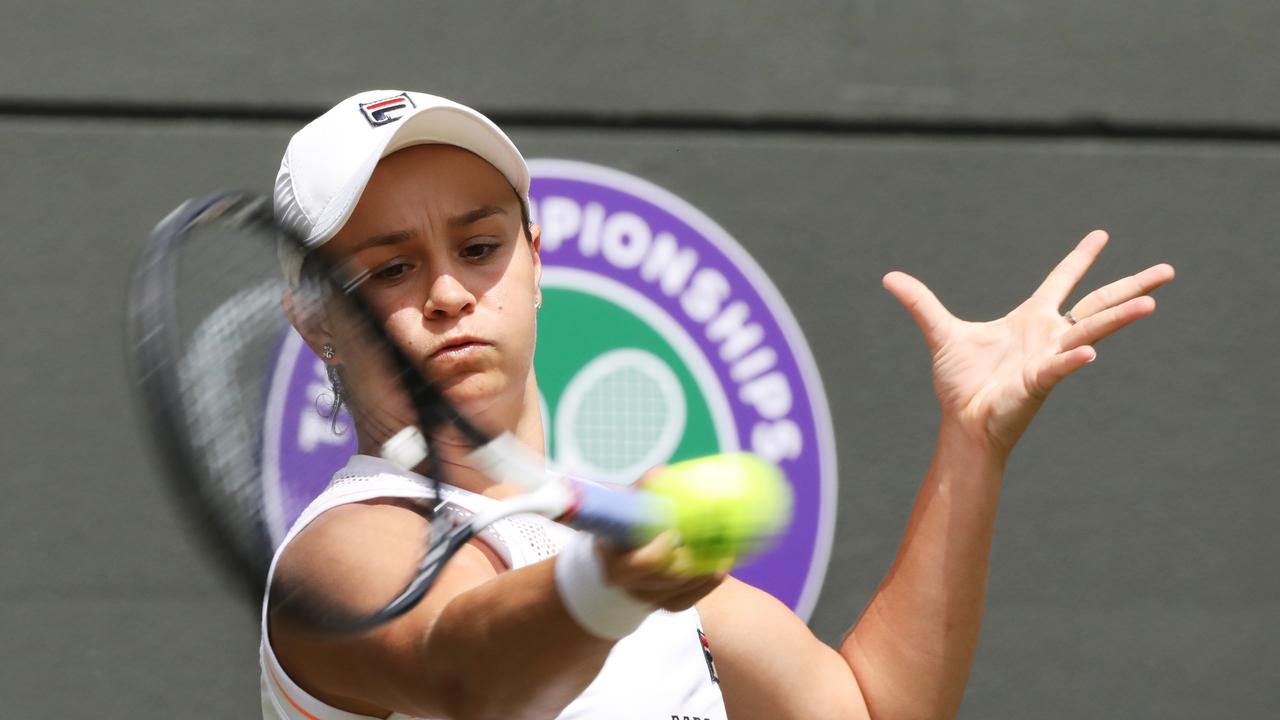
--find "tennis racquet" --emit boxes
[128,190,790,632]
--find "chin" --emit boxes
[439,372,517,424]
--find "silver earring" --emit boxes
[535,300,542,311]
[321,344,335,359]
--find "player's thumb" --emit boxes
[882,271,952,353]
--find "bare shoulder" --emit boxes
[697,578,870,720]
[268,499,501,716]
[272,498,466,608]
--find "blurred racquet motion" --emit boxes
[128,190,791,632]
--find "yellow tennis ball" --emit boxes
[644,453,793,575]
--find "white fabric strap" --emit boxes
[554,532,654,640]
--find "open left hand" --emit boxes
[883,230,1175,456]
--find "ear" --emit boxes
[529,222,543,309]
[282,288,337,363]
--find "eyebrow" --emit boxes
[352,229,415,253]
[448,204,508,228]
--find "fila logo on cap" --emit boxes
[359,93,416,127]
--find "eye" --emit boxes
[461,240,500,261]
[372,261,413,282]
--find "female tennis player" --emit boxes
[261,90,1175,720]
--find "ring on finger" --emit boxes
[1063,310,1079,325]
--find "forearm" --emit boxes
[421,559,616,720]
[273,505,715,718]
[841,415,1008,720]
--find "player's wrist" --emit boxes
[554,532,654,640]
[936,413,1012,469]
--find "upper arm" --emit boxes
[697,577,870,720]
[268,500,501,717]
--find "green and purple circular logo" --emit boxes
[260,160,836,618]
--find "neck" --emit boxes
[354,371,545,498]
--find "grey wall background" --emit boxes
[1,2,1275,717]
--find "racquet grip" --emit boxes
[560,480,670,548]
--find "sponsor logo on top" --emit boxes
[359,93,416,127]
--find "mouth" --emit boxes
[429,337,491,360]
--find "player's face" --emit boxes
[323,144,541,432]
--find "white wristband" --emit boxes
[554,532,654,640]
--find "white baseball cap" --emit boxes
[274,89,530,252]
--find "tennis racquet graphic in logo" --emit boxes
[551,347,689,485]
[260,160,836,618]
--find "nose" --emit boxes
[423,272,475,319]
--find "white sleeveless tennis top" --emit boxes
[261,454,727,720]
